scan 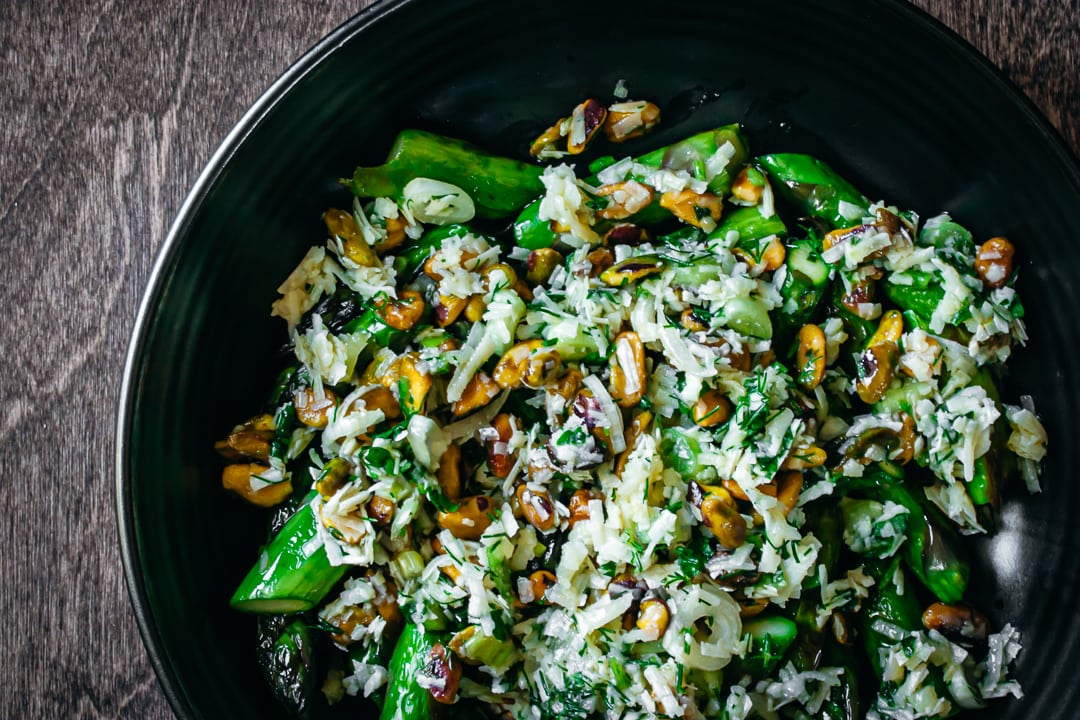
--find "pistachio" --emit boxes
[426,643,462,704]
[587,247,616,277]
[437,443,464,503]
[733,235,787,273]
[781,444,827,471]
[516,484,556,532]
[464,293,486,323]
[434,293,468,327]
[423,249,477,282]
[615,410,653,476]
[679,308,709,333]
[921,602,990,643]
[549,367,583,407]
[636,597,671,640]
[701,489,747,549]
[602,223,650,246]
[692,389,732,428]
[359,385,402,421]
[293,387,338,428]
[381,353,431,415]
[775,470,803,515]
[568,488,603,528]
[452,372,500,416]
[214,423,273,462]
[527,570,557,604]
[731,166,765,204]
[659,190,723,229]
[529,118,569,158]
[525,247,563,286]
[222,463,292,507]
[482,263,519,291]
[855,341,898,404]
[823,224,867,253]
[485,413,517,479]
[599,255,665,286]
[841,278,876,316]
[367,495,396,525]
[738,596,770,619]
[436,495,494,540]
[377,215,407,254]
[493,339,561,389]
[595,181,655,220]
[603,100,661,142]
[316,457,352,499]
[867,309,903,348]
[567,98,607,154]
[608,331,646,407]
[975,236,1014,289]
[325,208,378,267]
[795,323,827,390]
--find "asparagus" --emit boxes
[738,615,799,678]
[870,481,970,604]
[347,130,544,218]
[756,153,870,230]
[256,616,316,718]
[708,204,787,244]
[513,124,750,249]
[774,233,832,341]
[380,622,442,720]
[231,500,346,613]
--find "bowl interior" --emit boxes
[119,0,1080,717]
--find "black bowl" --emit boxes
[117,0,1080,717]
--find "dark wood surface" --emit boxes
[1,1,1075,717]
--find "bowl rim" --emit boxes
[114,0,1080,717]
[114,1,411,714]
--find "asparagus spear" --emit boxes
[738,615,799,678]
[859,558,958,716]
[513,124,750,249]
[774,233,832,341]
[256,616,316,718]
[708,204,787,244]
[380,622,445,720]
[347,130,544,219]
[870,481,970,604]
[756,153,870,230]
[231,500,346,613]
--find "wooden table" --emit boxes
[1,1,1075,716]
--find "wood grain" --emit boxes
[0,1,1074,717]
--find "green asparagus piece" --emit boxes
[708,205,787,243]
[774,234,832,340]
[380,622,441,720]
[859,558,922,674]
[738,615,798,678]
[919,217,975,258]
[347,629,400,710]
[347,130,544,218]
[869,482,970,604]
[884,279,943,325]
[256,616,316,718]
[756,153,870,229]
[231,500,346,613]
[820,638,861,720]
[860,559,958,716]
[513,124,750,249]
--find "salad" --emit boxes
[215,95,1048,720]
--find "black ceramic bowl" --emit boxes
[117,0,1080,717]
